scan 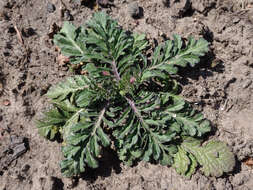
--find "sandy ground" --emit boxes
[0,0,253,189]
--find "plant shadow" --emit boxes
[176,49,225,86]
[78,148,121,183]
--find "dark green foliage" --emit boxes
[142,35,209,79]
[37,12,235,178]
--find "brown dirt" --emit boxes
[0,0,253,189]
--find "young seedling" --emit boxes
[37,12,235,178]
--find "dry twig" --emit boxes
[13,25,23,44]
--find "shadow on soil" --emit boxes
[176,49,225,86]
[52,177,64,190]
[79,148,121,183]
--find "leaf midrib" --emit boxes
[67,33,84,55]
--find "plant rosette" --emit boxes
[37,12,235,178]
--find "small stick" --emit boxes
[14,25,23,44]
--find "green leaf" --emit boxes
[67,133,89,146]
[186,153,197,178]
[132,33,148,54]
[37,108,67,140]
[62,145,80,158]
[173,147,191,175]
[160,152,173,166]
[164,99,211,137]
[96,127,110,146]
[172,145,198,178]
[46,75,90,101]
[54,22,85,57]
[143,36,209,80]
[75,90,95,107]
[86,147,99,168]
[60,157,85,177]
[62,108,86,142]
[60,105,110,176]
[37,121,59,140]
[90,136,100,157]
[153,142,161,160]
[141,70,167,81]
[52,99,79,112]
[169,36,209,68]
[114,92,179,164]
[181,138,235,177]
[142,139,153,162]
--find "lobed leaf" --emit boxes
[37,107,70,140]
[164,99,211,137]
[59,106,111,176]
[53,22,88,64]
[46,75,90,101]
[173,147,191,175]
[142,35,209,81]
[181,138,235,177]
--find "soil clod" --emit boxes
[128,2,142,19]
[0,135,28,173]
[97,0,110,7]
[62,9,73,21]
[47,3,56,13]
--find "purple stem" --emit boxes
[111,60,121,81]
[111,60,144,123]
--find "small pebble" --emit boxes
[21,164,30,173]
[242,79,252,89]
[232,17,240,24]
[128,2,141,18]
[22,27,36,37]
[162,0,170,7]
[3,0,15,9]
[0,10,9,21]
[72,0,81,6]
[3,99,11,106]
[47,3,56,13]
[97,0,109,7]
[8,26,16,34]
[63,9,73,21]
